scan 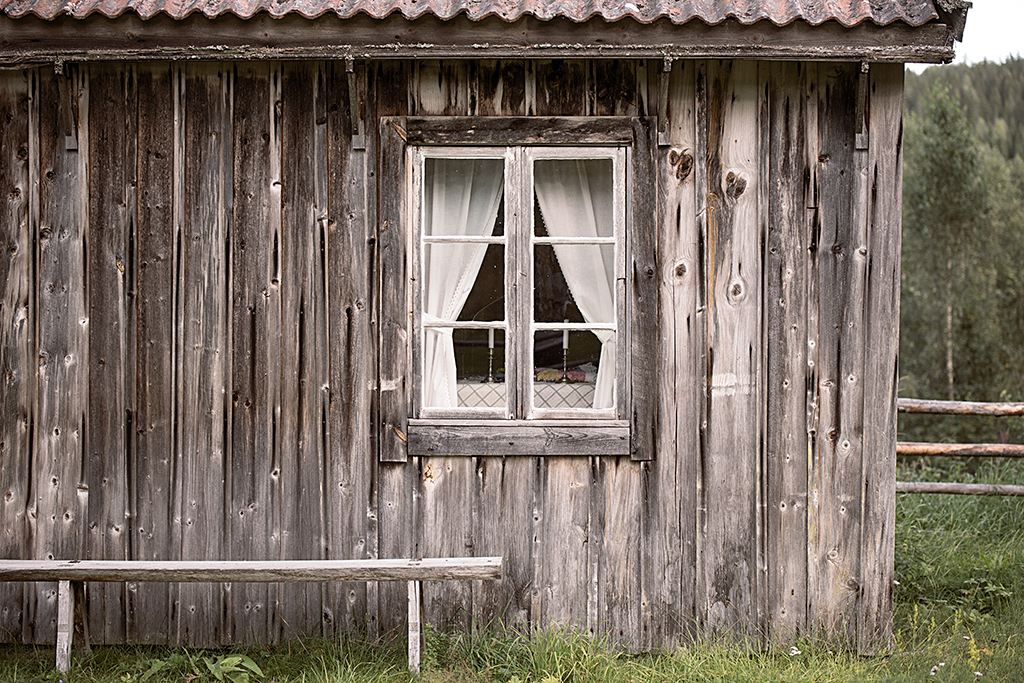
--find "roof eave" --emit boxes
[0,13,957,67]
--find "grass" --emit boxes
[2,459,1022,683]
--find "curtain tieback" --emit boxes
[422,313,455,337]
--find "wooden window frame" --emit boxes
[379,116,656,462]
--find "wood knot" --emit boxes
[726,278,746,304]
[725,171,747,198]
[668,149,693,182]
[674,261,687,278]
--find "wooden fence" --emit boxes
[896,398,1024,496]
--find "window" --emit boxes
[379,117,656,462]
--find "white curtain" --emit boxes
[423,158,504,408]
[534,159,617,410]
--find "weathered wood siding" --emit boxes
[0,59,901,651]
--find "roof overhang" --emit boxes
[0,12,957,66]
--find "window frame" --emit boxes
[411,145,626,422]
[379,116,657,462]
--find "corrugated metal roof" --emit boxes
[0,0,940,26]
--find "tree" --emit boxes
[901,83,1024,447]
[902,85,987,403]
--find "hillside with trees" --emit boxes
[900,60,1024,445]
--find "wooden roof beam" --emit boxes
[0,13,956,65]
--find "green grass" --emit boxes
[2,459,1022,683]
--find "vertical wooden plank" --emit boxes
[229,61,279,645]
[534,457,591,631]
[756,60,771,646]
[0,68,33,643]
[803,63,821,641]
[376,59,414,638]
[700,60,762,642]
[858,63,902,654]
[132,62,177,645]
[176,63,231,647]
[326,59,378,638]
[645,58,698,650]
[532,61,589,116]
[593,61,638,116]
[32,65,89,645]
[594,457,642,649]
[692,58,710,642]
[764,61,810,643]
[472,456,535,631]
[276,61,330,640]
[421,457,475,632]
[169,62,188,644]
[325,58,364,632]
[474,61,526,117]
[310,59,333,637]
[412,61,469,116]
[812,62,863,646]
[121,61,139,642]
[86,63,133,643]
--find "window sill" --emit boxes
[407,419,629,457]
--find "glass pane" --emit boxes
[424,158,505,237]
[533,244,615,323]
[532,330,613,410]
[533,158,614,238]
[423,328,505,409]
[423,244,504,323]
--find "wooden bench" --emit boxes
[0,557,502,675]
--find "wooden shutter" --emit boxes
[379,116,410,462]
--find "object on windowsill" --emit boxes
[536,368,586,382]
[578,362,598,383]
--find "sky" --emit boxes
[932,0,1022,68]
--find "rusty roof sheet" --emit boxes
[0,0,941,25]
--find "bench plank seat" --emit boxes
[0,557,501,583]
[0,557,502,675]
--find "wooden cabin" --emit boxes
[0,0,967,653]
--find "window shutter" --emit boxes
[629,117,658,461]
[379,116,410,462]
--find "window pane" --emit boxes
[533,158,614,238]
[533,243,615,323]
[424,158,504,237]
[422,242,505,410]
[533,330,614,410]
[423,328,505,409]
[423,243,505,323]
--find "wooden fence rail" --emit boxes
[897,442,1024,458]
[896,398,1024,496]
[897,398,1024,416]
[896,482,1024,497]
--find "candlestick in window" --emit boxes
[561,319,569,382]
[484,328,495,383]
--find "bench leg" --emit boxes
[407,580,423,675]
[56,580,74,673]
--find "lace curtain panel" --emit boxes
[422,158,504,408]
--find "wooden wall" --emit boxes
[0,58,902,652]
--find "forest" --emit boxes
[900,57,1024,445]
